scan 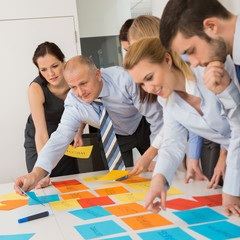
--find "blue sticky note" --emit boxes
[16,184,44,206]
[101,236,132,240]
[173,207,227,225]
[138,227,195,240]
[74,220,126,239]
[0,233,35,240]
[25,192,45,206]
[189,221,240,240]
[29,194,59,205]
[69,206,112,220]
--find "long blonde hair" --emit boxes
[123,37,194,102]
[128,15,160,43]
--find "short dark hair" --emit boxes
[119,19,134,42]
[32,42,65,85]
[160,0,231,49]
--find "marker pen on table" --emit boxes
[18,211,49,223]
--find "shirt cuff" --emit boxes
[217,80,240,112]
[223,167,240,196]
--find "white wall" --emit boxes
[76,0,131,38]
[0,0,81,184]
[152,0,168,18]
[219,0,240,14]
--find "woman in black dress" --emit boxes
[24,42,84,188]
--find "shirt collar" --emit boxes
[232,15,240,65]
[185,78,196,95]
[97,77,110,99]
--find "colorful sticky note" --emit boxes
[95,186,129,196]
[64,145,93,158]
[56,184,89,193]
[69,206,112,220]
[0,233,35,240]
[15,184,44,206]
[167,186,185,196]
[51,179,81,187]
[166,198,205,210]
[104,203,148,217]
[118,176,151,184]
[98,170,130,181]
[77,196,115,208]
[173,207,228,225]
[29,194,59,205]
[113,191,146,203]
[192,194,222,207]
[126,182,150,191]
[25,192,45,206]
[121,213,173,230]
[0,193,27,200]
[98,181,123,189]
[60,191,96,200]
[74,220,126,239]
[81,175,105,183]
[0,199,28,210]
[49,199,80,211]
[189,221,240,240]
[138,227,195,240]
[101,237,132,240]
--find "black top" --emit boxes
[24,76,78,177]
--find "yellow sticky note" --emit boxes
[113,191,146,203]
[0,193,27,200]
[82,175,105,183]
[98,170,130,181]
[49,199,80,210]
[127,182,151,192]
[64,145,93,158]
[167,186,185,196]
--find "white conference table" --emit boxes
[0,169,239,240]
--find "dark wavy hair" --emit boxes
[32,42,65,85]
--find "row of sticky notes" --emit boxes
[68,204,240,240]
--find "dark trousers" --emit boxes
[200,139,223,186]
[98,117,151,168]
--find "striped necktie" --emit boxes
[93,99,125,171]
[235,64,240,84]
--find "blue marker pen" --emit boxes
[18,211,49,223]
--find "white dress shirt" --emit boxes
[35,66,163,174]
[153,56,240,196]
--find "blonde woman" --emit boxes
[128,16,211,186]
[123,37,236,216]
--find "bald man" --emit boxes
[14,55,163,194]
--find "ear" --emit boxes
[203,18,219,36]
[165,52,173,67]
[96,69,102,82]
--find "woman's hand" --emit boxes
[185,158,209,183]
[144,174,167,213]
[73,123,86,148]
[207,148,227,189]
[128,146,158,177]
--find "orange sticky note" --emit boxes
[0,199,28,210]
[118,176,151,184]
[56,184,89,193]
[77,196,115,208]
[60,191,96,200]
[52,179,81,187]
[95,186,129,196]
[104,203,148,217]
[121,213,173,230]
